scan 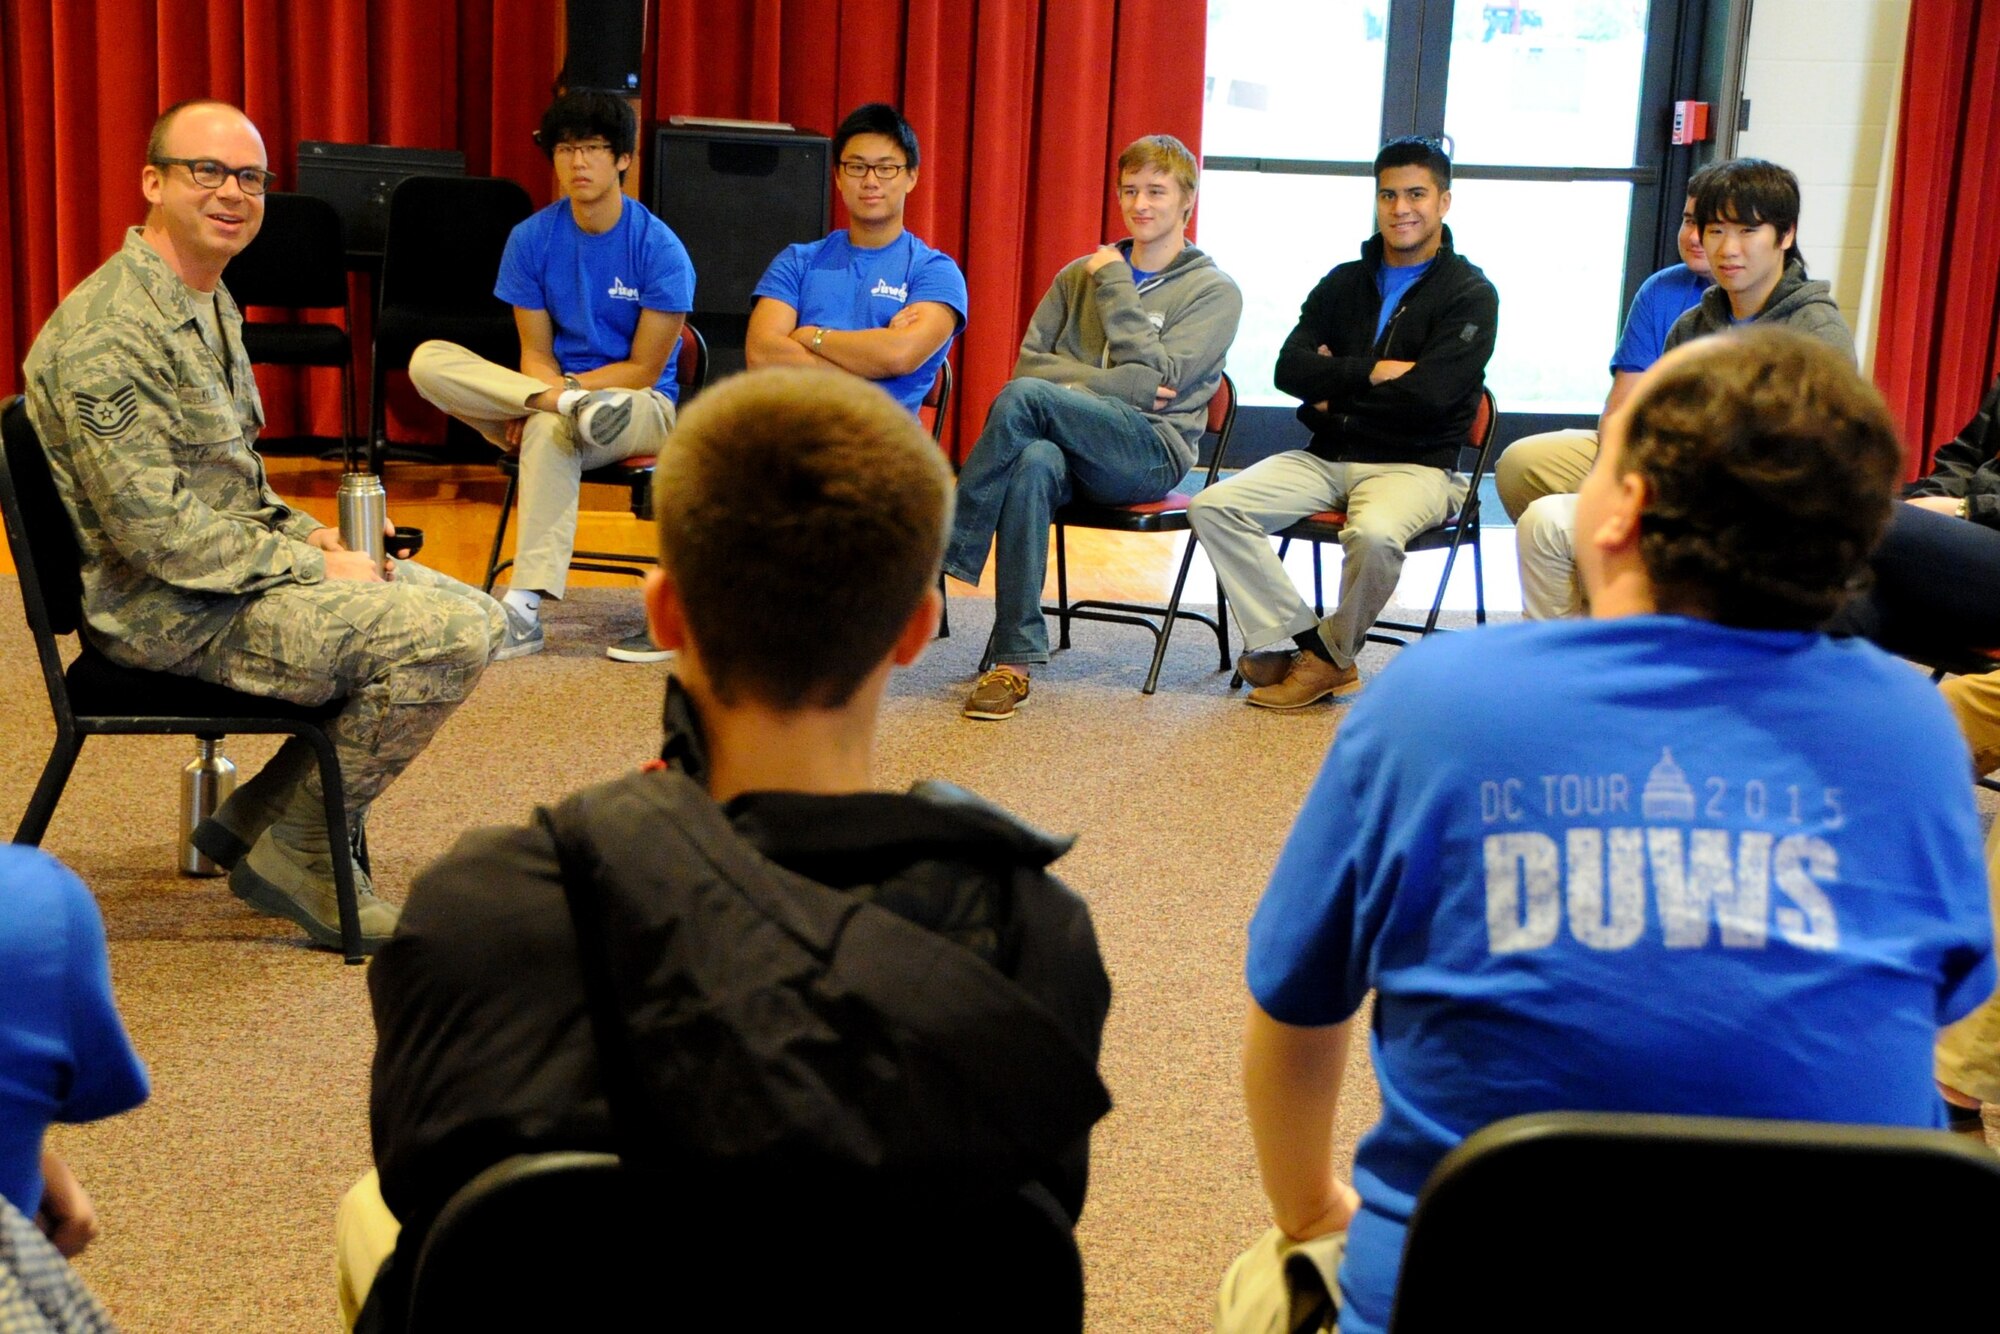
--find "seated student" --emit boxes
[1187,136,1497,710]
[1937,671,2000,1139]
[336,368,1112,1332]
[745,104,966,415]
[1501,166,1718,618]
[1828,371,2000,658]
[944,134,1241,720]
[1238,328,1994,1334]
[0,847,148,1259]
[1511,157,1856,621]
[409,90,695,663]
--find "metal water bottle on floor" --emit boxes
[337,471,389,572]
[179,738,237,876]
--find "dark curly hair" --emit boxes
[1621,326,1902,630]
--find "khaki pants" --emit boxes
[1188,452,1466,670]
[335,1169,400,1331]
[407,340,674,598]
[1937,675,2000,1104]
[1495,427,1597,521]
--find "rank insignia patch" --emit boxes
[75,385,139,439]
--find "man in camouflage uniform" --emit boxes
[21,100,504,953]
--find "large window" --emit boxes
[1201,0,1697,417]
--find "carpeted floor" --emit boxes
[4,578,1450,1332]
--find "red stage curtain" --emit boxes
[0,0,564,439]
[1874,0,2000,475]
[652,0,1208,454]
[4,0,1207,453]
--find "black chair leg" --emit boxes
[1215,581,1230,671]
[14,730,82,845]
[483,474,520,593]
[301,729,363,964]
[1143,536,1204,695]
[1055,527,1073,651]
[936,571,950,640]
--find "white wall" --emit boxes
[1734,0,1909,346]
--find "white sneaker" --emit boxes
[494,605,545,661]
[606,629,671,664]
[568,390,637,450]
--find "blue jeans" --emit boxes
[942,379,1182,663]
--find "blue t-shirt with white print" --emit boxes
[1247,616,1993,1334]
[752,231,968,415]
[495,197,696,400]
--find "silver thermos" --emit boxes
[336,471,389,572]
[179,738,237,876]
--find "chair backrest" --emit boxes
[0,397,83,636]
[406,1152,1085,1332]
[1389,1110,2000,1331]
[377,175,534,320]
[222,191,349,310]
[922,358,955,460]
[1459,385,1498,475]
[675,320,709,402]
[1197,372,1239,484]
[0,397,89,714]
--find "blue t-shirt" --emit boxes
[1246,617,1993,1334]
[751,231,969,415]
[1374,258,1433,345]
[494,197,696,401]
[1609,262,1711,373]
[0,847,149,1215]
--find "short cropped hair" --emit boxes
[1692,157,1803,271]
[146,99,242,163]
[654,368,953,709]
[832,103,920,171]
[1620,326,1901,630]
[1374,135,1452,190]
[1117,134,1199,201]
[536,91,637,162]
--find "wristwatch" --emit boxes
[1957,497,1970,520]
[811,326,828,351]
[563,373,584,393]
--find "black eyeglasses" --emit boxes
[151,157,274,195]
[838,160,907,180]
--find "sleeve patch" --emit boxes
[1460,323,1480,343]
[75,385,139,439]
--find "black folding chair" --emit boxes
[1276,386,1500,647]
[1389,1109,2000,1330]
[481,323,710,592]
[0,397,368,962]
[1030,373,1238,694]
[370,174,534,471]
[225,191,358,457]
[920,361,956,639]
[404,1152,1084,1332]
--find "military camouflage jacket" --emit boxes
[23,229,329,669]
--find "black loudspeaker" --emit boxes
[651,125,832,328]
[566,0,645,94]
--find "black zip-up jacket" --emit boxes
[1905,374,2000,528]
[1274,224,1499,470]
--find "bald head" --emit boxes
[140,100,268,289]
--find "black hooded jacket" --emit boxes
[1273,223,1499,470]
[360,684,1112,1329]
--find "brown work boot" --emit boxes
[962,667,1032,721]
[1246,653,1360,710]
[229,798,399,953]
[1236,648,1299,688]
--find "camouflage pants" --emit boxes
[173,561,505,813]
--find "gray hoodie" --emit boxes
[1012,241,1243,475]
[1664,257,1856,365]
